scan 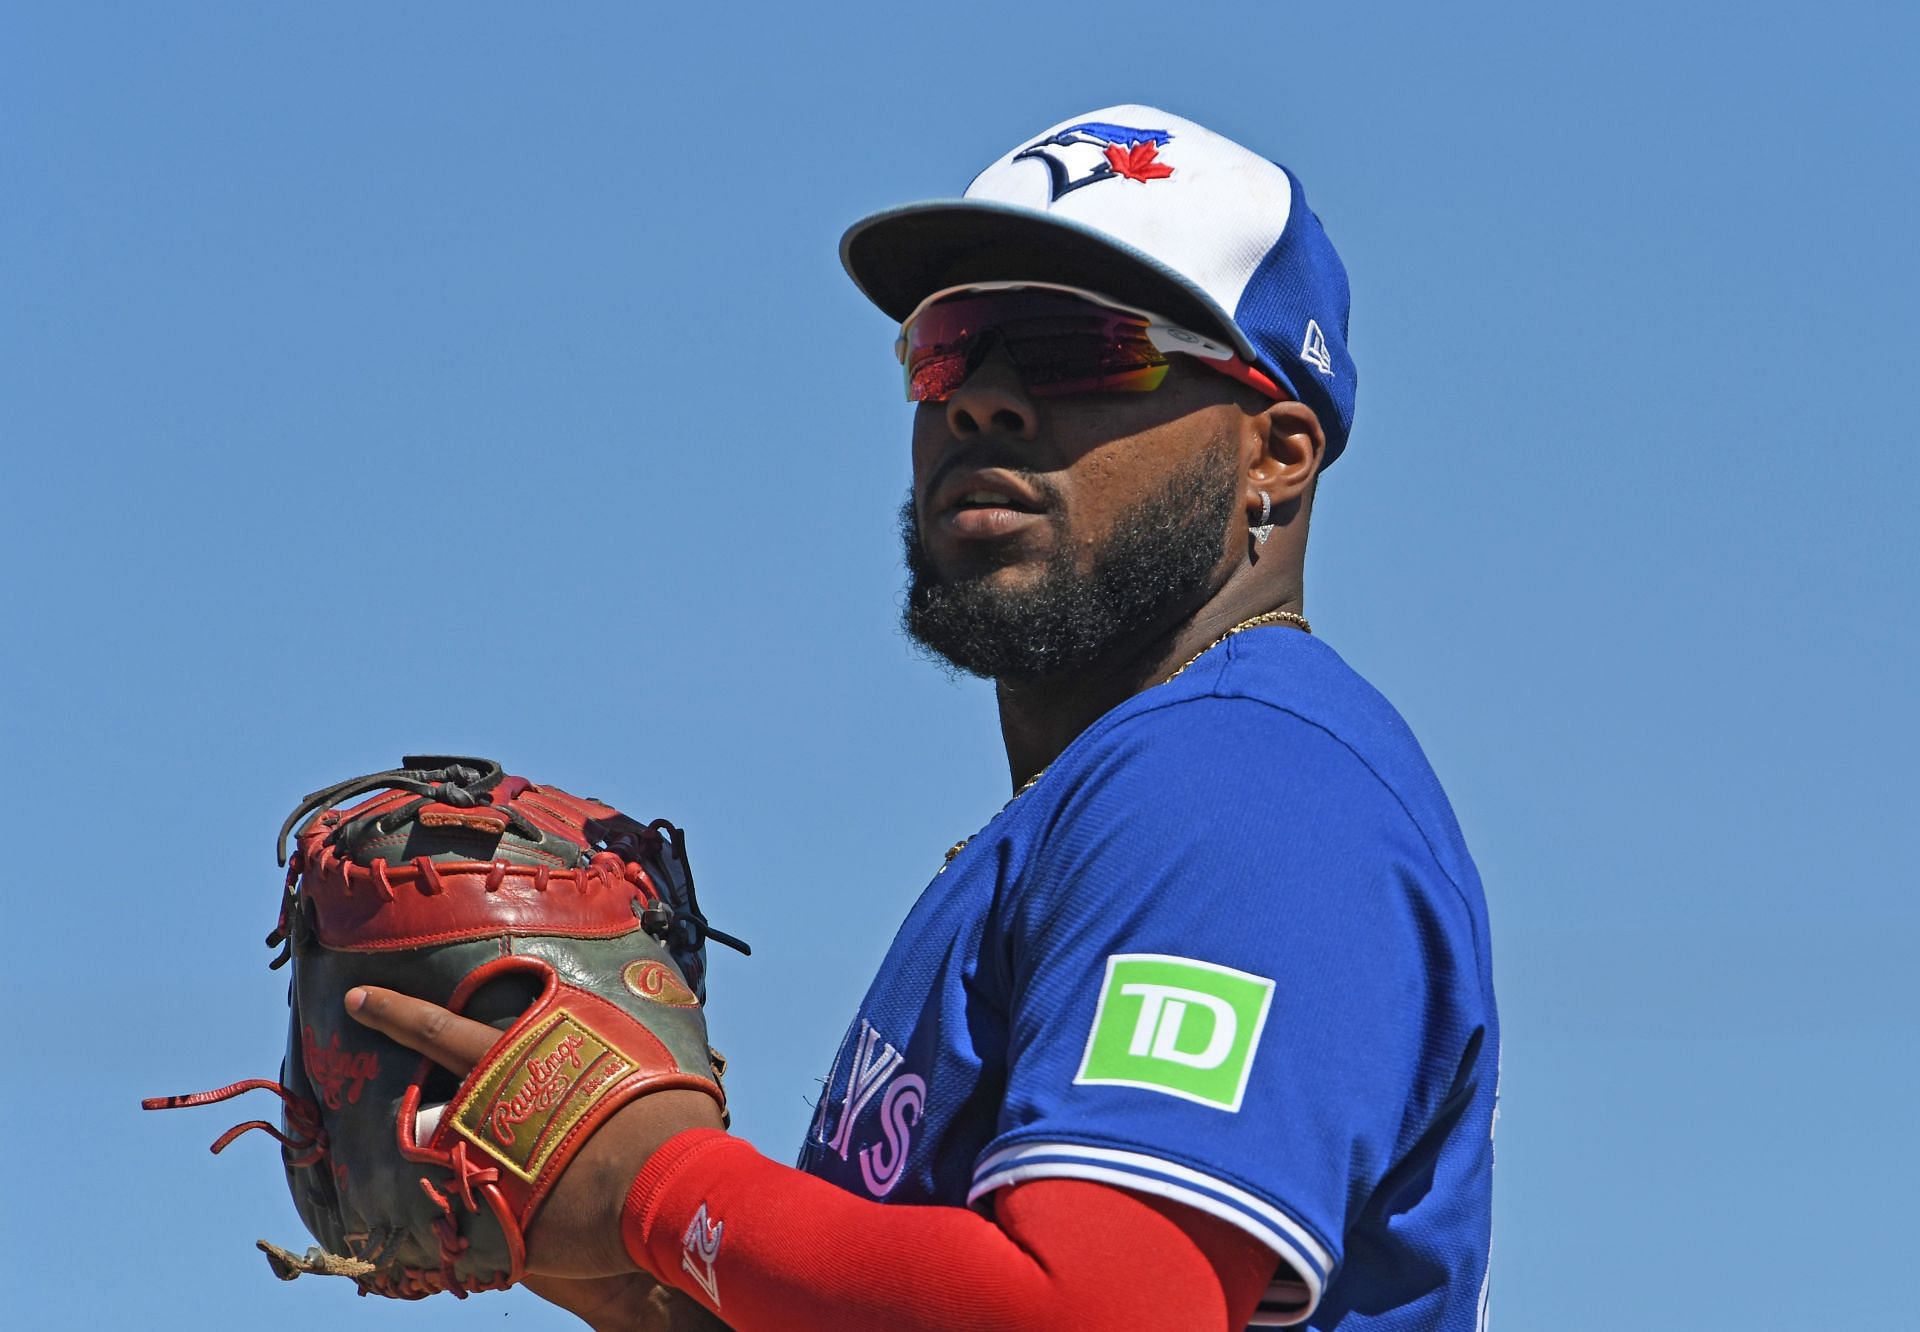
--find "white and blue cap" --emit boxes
[842,104,1358,465]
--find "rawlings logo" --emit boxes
[302,1026,380,1110]
[489,1032,586,1145]
[451,1011,636,1181]
[623,959,700,1007]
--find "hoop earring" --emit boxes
[1251,490,1275,547]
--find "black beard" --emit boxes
[900,441,1238,684]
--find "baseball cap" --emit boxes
[841,105,1357,465]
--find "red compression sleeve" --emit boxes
[621,1130,1276,1331]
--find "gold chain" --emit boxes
[1161,608,1311,683]
[942,609,1311,866]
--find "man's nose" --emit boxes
[944,344,1038,441]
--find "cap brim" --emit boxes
[840,199,1265,369]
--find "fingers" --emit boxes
[345,986,501,1075]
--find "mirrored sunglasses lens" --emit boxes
[1006,328,1163,390]
[903,295,1169,402]
[1027,362,1171,396]
[906,351,971,403]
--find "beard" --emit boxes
[900,438,1239,684]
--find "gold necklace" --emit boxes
[941,608,1311,867]
[1160,608,1312,683]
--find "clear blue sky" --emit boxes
[5,4,1914,1328]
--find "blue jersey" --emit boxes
[797,628,1498,1330]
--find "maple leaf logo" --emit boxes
[1104,139,1173,183]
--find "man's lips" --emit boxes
[942,505,1045,539]
[929,472,1052,518]
[926,468,1049,540]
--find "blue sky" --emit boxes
[4,3,1915,1328]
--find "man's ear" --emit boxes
[1243,399,1324,512]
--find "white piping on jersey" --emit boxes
[968,1140,1332,1323]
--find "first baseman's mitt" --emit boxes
[144,756,747,1299]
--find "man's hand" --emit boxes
[345,985,726,1280]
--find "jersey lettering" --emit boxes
[857,1073,926,1196]
[819,1019,904,1160]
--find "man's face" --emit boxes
[902,345,1249,683]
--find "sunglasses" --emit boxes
[897,283,1286,404]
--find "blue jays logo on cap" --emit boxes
[1012,121,1175,201]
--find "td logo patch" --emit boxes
[1075,954,1275,1112]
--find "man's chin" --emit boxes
[922,552,1054,598]
[918,525,1056,582]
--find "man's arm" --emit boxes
[348,986,1280,1331]
[621,1129,1277,1331]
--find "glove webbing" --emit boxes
[276,757,524,866]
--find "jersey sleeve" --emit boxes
[968,694,1487,1327]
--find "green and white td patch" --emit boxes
[1074,953,1276,1112]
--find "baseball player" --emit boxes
[350,105,1499,1330]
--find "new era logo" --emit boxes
[1074,954,1275,1112]
[1300,319,1333,375]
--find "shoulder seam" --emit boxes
[1068,679,1485,955]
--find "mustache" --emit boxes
[919,445,1062,514]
